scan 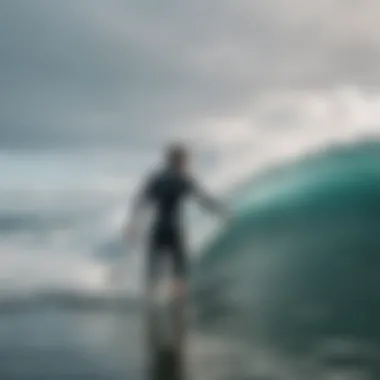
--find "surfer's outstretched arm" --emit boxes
[191,180,230,221]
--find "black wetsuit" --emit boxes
[136,168,220,282]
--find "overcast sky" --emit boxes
[0,0,379,293]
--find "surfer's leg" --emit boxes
[146,235,163,299]
[170,236,188,299]
[146,237,161,323]
[169,237,188,357]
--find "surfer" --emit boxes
[126,143,229,299]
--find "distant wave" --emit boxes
[195,140,380,270]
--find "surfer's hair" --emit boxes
[166,143,188,167]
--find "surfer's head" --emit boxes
[166,143,189,172]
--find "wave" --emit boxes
[191,140,380,363]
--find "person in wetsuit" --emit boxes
[126,143,228,298]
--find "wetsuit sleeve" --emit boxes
[189,178,226,215]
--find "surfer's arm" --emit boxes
[191,180,230,220]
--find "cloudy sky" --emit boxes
[0,0,379,294]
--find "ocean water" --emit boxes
[2,141,380,380]
[0,308,145,380]
[0,304,246,380]
[0,307,378,380]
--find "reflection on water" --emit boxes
[0,297,379,379]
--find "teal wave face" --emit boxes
[191,141,380,369]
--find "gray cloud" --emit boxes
[1,0,380,150]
